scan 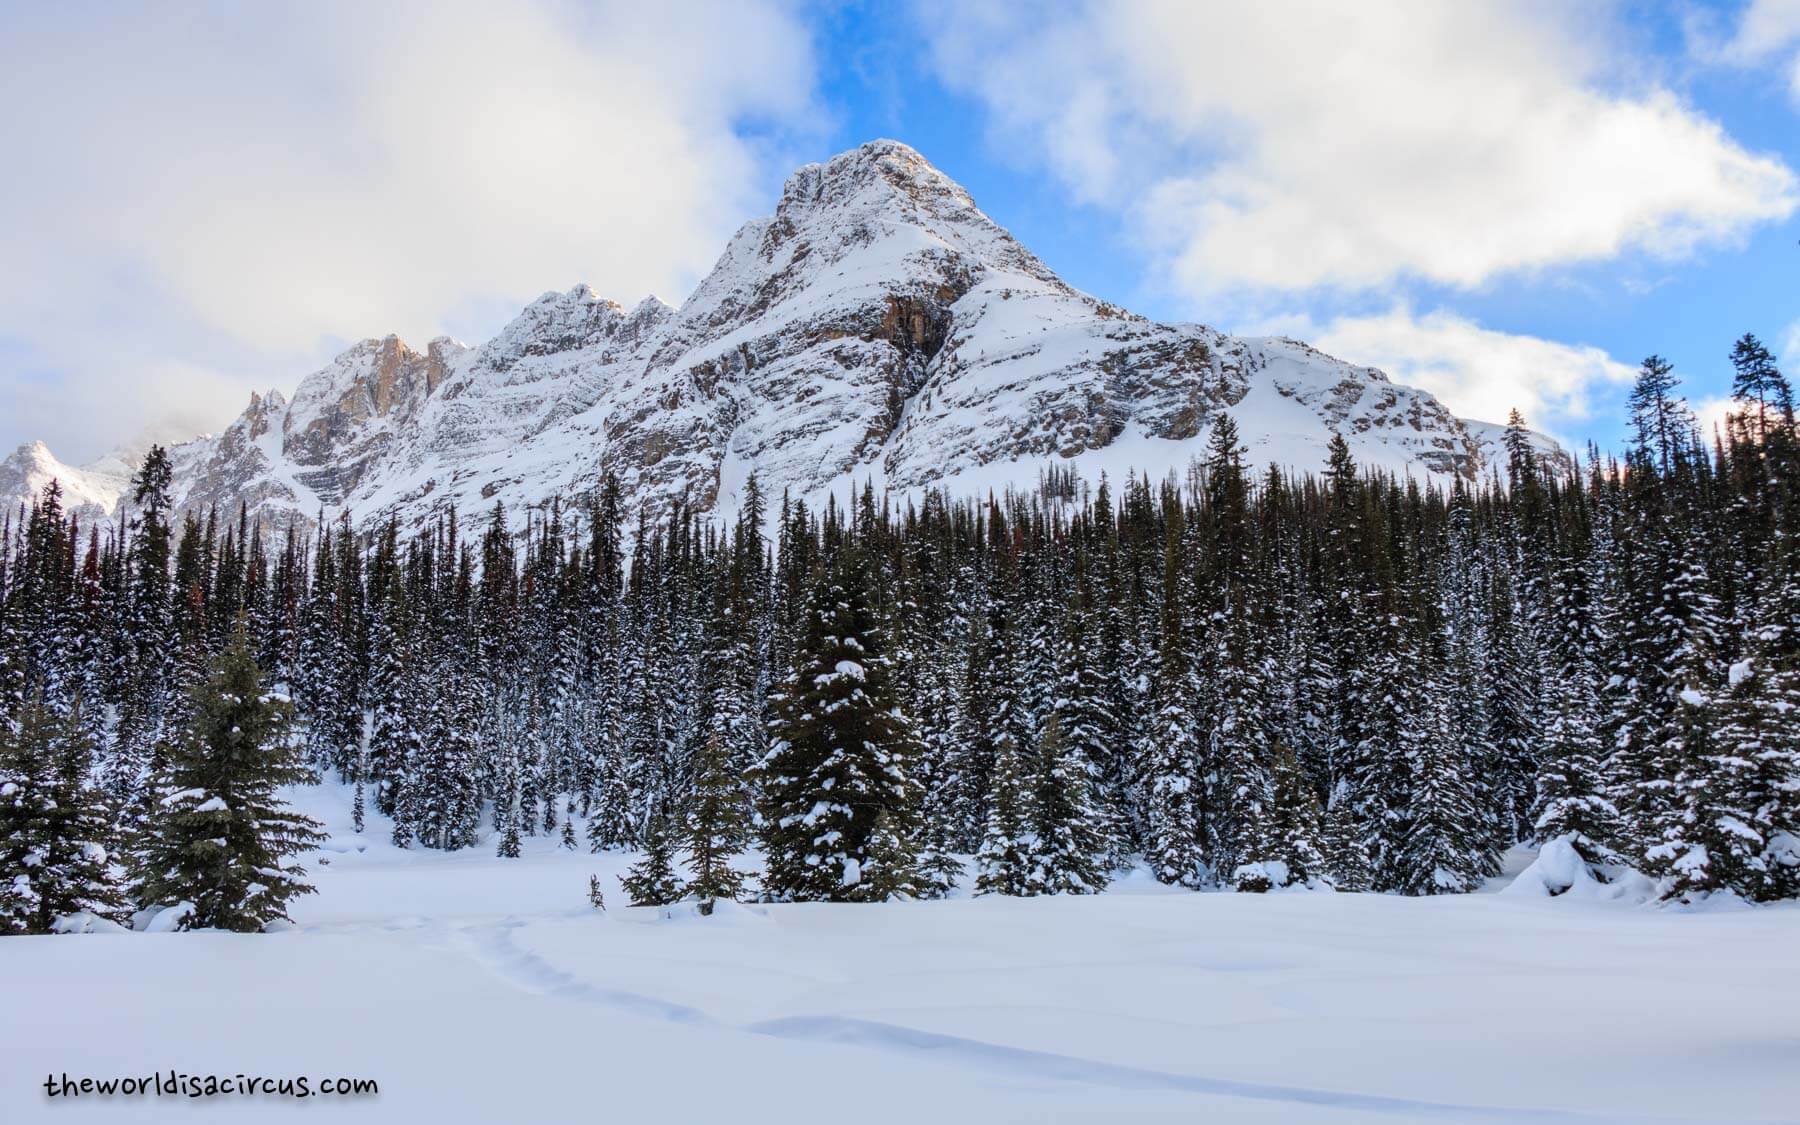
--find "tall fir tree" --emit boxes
[752,539,923,902]
[130,631,324,931]
[0,699,127,934]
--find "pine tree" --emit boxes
[973,703,1033,896]
[972,565,1041,896]
[1630,355,1690,475]
[682,730,747,911]
[752,541,923,902]
[130,631,324,932]
[949,600,1000,852]
[1141,502,1207,887]
[1235,742,1327,891]
[1319,781,1374,891]
[0,699,127,934]
[1052,554,1128,866]
[1531,531,1621,871]
[1730,334,1794,444]
[1024,712,1109,895]
[1726,495,1800,899]
[1395,689,1487,895]
[1206,591,1275,880]
[1197,415,1276,877]
[619,806,681,907]
[1640,522,1745,901]
[111,446,177,806]
[495,738,523,859]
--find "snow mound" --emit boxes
[140,902,196,932]
[51,911,131,935]
[622,898,772,927]
[1501,838,1653,903]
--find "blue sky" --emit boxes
[2,1,1797,462]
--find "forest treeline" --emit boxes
[1,334,1796,931]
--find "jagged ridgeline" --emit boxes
[2,141,1557,539]
[3,342,1797,910]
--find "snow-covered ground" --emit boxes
[5,784,1797,1123]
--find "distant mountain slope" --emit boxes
[3,140,1556,534]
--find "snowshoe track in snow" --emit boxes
[456,918,714,1026]
[448,915,1728,1124]
[742,1015,1671,1123]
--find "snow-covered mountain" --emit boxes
[3,140,1554,534]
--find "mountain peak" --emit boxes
[3,138,1553,534]
[777,139,979,225]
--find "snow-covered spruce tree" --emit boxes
[1601,453,1674,863]
[1416,493,1503,893]
[494,735,523,859]
[1724,517,1800,899]
[974,701,1033,896]
[2,483,78,722]
[1140,505,1208,888]
[131,631,324,932]
[1350,602,1415,890]
[949,599,1000,853]
[408,542,484,851]
[1395,687,1487,896]
[1530,524,1621,874]
[1318,781,1374,892]
[1052,553,1129,868]
[1206,591,1275,883]
[1483,570,1541,851]
[574,475,626,813]
[1197,414,1275,879]
[1490,412,1550,845]
[0,698,127,934]
[363,517,416,818]
[1234,740,1327,892]
[681,725,748,911]
[973,592,1035,896]
[620,531,672,847]
[888,507,964,897]
[752,540,924,902]
[1316,434,1398,889]
[619,805,681,907]
[166,512,215,746]
[1642,503,1755,902]
[409,672,483,852]
[1024,711,1109,896]
[109,446,176,807]
[1611,363,1706,880]
[586,585,641,852]
[1440,485,1506,874]
[1261,466,1333,833]
[559,802,578,850]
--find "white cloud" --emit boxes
[1257,306,1638,433]
[0,1,820,462]
[1701,0,1800,102]
[1695,395,1739,441]
[918,1,1797,302]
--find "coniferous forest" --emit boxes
[3,338,1797,933]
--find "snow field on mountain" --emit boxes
[2,781,1795,1124]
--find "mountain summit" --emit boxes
[4,140,1545,532]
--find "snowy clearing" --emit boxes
[4,784,1797,1124]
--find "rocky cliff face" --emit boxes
[3,140,1557,537]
